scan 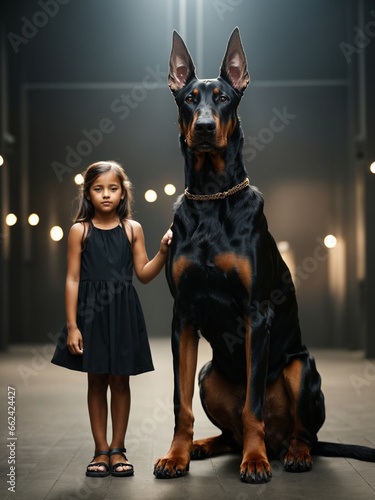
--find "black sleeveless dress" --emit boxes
[51,222,154,375]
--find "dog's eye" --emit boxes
[186,95,194,104]
[219,95,228,103]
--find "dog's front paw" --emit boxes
[154,455,190,479]
[239,458,272,484]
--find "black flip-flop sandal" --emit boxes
[86,450,110,477]
[110,448,134,477]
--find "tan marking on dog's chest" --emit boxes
[214,252,251,289]
[173,256,193,287]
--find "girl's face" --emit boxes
[87,170,125,215]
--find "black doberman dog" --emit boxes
[154,27,375,484]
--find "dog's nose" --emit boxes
[194,118,216,136]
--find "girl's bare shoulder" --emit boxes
[69,222,88,239]
[126,219,141,229]
[122,219,143,245]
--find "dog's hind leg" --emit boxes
[192,361,243,459]
[282,355,325,472]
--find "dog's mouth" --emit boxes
[189,140,223,153]
[195,141,215,152]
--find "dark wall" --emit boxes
[1,0,374,350]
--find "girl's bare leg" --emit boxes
[87,373,109,471]
[109,375,132,472]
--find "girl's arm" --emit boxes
[65,223,84,355]
[130,220,172,285]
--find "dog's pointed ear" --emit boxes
[220,27,250,93]
[168,30,197,92]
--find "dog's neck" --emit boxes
[180,123,248,196]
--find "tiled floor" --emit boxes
[1,339,375,499]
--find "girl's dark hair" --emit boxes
[74,161,133,223]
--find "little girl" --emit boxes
[51,160,172,478]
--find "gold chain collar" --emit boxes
[184,178,250,201]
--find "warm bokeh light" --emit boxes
[144,189,157,203]
[28,213,40,226]
[74,173,84,185]
[277,241,290,253]
[324,234,337,249]
[0,155,4,166]
[370,162,375,174]
[50,226,64,241]
[164,184,176,196]
[5,213,17,226]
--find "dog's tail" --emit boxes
[312,441,375,462]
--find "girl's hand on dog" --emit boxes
[161,229,173,251]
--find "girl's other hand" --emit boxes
[67,327,84,355]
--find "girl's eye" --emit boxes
[219,95,228,103]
